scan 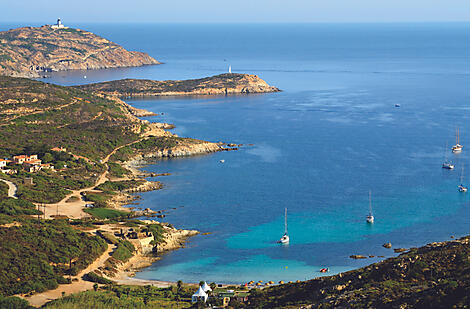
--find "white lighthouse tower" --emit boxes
[51,18,67,29]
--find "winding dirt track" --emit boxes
[0,178,17,198]
[41,137,147,219]
[22,243,116,307]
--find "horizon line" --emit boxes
[1,20,470,25]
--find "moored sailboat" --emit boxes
[442,142,455,169]
[279,208,289,244]
[459,164,468,192]
[366,190,374,223]
[452,128,463,153]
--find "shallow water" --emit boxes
[4,22,470,284]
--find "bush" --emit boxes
[83,272,113,284]
[0,198,41,216]
[111,240,135,262]
[0,296,33,309]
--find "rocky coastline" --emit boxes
[76,73,280,97]
[0,25,160,78]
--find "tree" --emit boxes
[93,283,98,291]
[177,280,183,293]
[42,153,53,163]
[210,282,216,291]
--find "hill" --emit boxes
[76,73,280,97]
[247,237,470,308]
[0,25,159,78]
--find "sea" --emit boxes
[3,22,470,284]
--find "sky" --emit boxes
[2,0,470,23]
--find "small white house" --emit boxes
[191,286,208,303]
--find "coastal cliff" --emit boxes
[0,26,159,78]
[76,73,280,96]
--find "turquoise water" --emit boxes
[4,22,470,284]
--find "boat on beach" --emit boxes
[452,128,463,153]
[366,190,374,224]
[279,208,289,244]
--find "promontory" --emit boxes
[0,24,159,78]
[76,73,281,97]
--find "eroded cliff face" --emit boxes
[0,26,159,77]
[76,73,280,96]
[157,226,199,253]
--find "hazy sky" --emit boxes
[3,0,470,23]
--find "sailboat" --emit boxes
[459,164,468,192]
[366,190,374,224]
[452,128,463,153]
[442,142,455,169]
[279,208,289,244]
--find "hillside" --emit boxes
[247,237,470,308]
[0,25,159,78]
[76,73,280,97]
[0,76,221,204]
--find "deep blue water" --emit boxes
[4,22,470,283]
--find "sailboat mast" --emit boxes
[284,208,288,234]
[457,128,460,145]
[369,190,373,216]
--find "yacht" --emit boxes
[279,208,290,244]
[459,164,468,192]
[452,128,463,153]
[366,190,374,224]
[442,142,455,169]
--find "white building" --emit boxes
[202,282,212,293]
[191,286,208,303]
[51,18,68,29]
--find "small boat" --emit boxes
[366,190,374,224]
[279,208,290,244]
[219,159,225,163]
[459,164,468,192]
[452,128,463,153]
[395,104,401,107]
[320,268,329,273]
[442,142,455,169]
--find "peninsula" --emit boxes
[0,21,159,78]
[76,73,281,97]
[0,75,223,307]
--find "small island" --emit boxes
[76,73,281,97]
[0,20,159,78]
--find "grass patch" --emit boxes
[96,180,144,192]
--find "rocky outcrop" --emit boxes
[128,141,222,164]
[157,226,199,253]
[76,73,280,97]
[0,26,159,78]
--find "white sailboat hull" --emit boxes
[279,234,289,244]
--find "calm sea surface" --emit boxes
[4,23,470,283]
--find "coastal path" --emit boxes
[40,136,148,219]
[22,243,116,307]
[0,178,17,199]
